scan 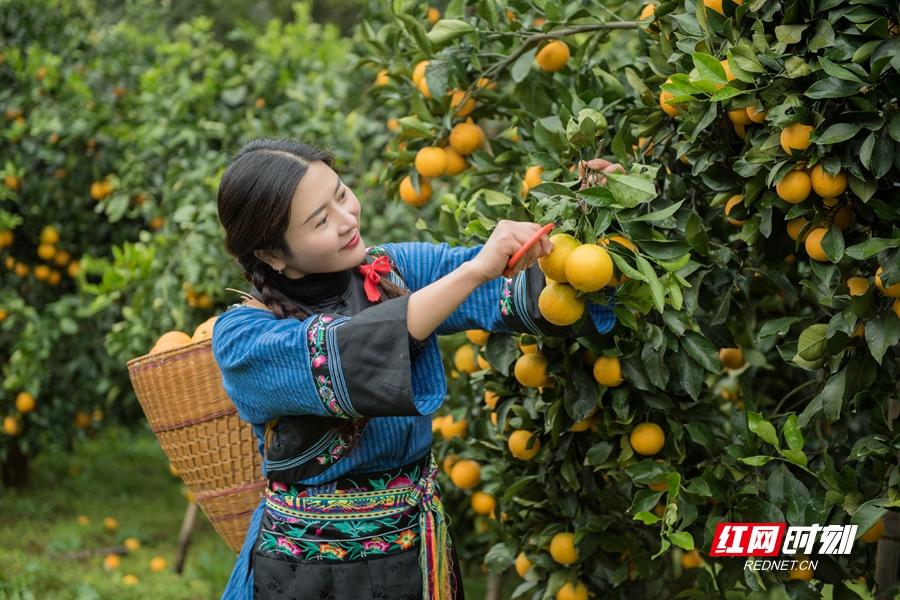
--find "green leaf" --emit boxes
[668,531,694,550]
[426,19,474,45]
[845,237,900,259]
[775,24,808,44]
[484,542,515,570]
[635,254,665,313]
[605,173,657,208]
[626,200,685,223]
[740,455,775,466]
[819,369,847,423]
[864,312,900,365]
[692,52,726,84]
[511,47,537,83]
[780,448,808,468]
[757,316,806,339]
[748,412,780,449]
[782,414,804,451]
[805,77,861,99]
[634,511,661,525]
[815,123,862,145]
[681,331,720,372]
[818,57,865,83]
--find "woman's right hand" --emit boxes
[468,220,555,283]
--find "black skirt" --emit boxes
[251,453,465,599]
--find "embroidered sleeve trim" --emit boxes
[307,314,361,419]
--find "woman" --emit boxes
[212,138,618,599]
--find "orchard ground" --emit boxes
[0,426,515,599]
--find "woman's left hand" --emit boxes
[578,158,625,189]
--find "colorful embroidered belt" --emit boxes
[258,452,456,600]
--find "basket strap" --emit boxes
[264,416,280,460]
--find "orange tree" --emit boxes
[0,0,405,485]
[355,0,898,597]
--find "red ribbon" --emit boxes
[357,255,392,303]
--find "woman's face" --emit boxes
[264,159,366,277]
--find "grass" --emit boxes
[0,426,517,599]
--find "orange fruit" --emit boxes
[776,170,811,204]
[416,77,431,98]
[780,123,814,155]
[442,453,459,475]
[535,40,570,72]
[453,344,479,373]
[74,411,92,429]
[124,537,141,551]
[892,299,900,319]
[3,415,22,436]
[470,491,496,515]
[448,122,485,155]
[40,225,59,245]
[538,282,585,326]
[150,556,167,572]
[745,104,767,123]
[426,6,440,25]
[103,553,121,571]
[681,550,703,569]
[539,233,580,282]
[508,429,541,460]
[476,354,492,371]
[411,60,429,86]
[515,552,532,577]
[810,165,847,197]
[104,516,118,531]
[34,265,51,281]
[724,194,746,226]
[415,146,447,177]
[518,334,538,354]
[786,217,809,242]
[53,249,70,266]
[475,77,496,90]
[151,331,192,355]
[484,390,500,409]
[720,59,735,82]
[191,316,218,342]
[466,329,490,345]
[804,228,830,262]
[374,69,390,86]
[440,417,468,439]
[789,566,814,581]
[49,269,61,285]
[630,422,665,455]
[826,201,854,230]
[149,216,165,230]
[564,244,613,292]
[846,277,868,297]
[443,147,467,175]
[727,108,752,126]
[14,262,29,278]
[67,260,81,278]
[659,82,682,118]
[704,0,724,15]
[593,356,623,387]
[15,392,35,413]
[38,243,57,261]
[449,89,476,117]
[719,347,745,369]
[875,267,900,297]
[122,574,139,586]
[639,4,656,19]
[514,353,550,388]
[449,459,481,489]
[524,165,543,190]
[549,532,578,565]
[556,581,588,600]
[4,175,19,191]
[859,518,885,543]
[0,229,12,248]
[399,175,432,206]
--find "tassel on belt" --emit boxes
[263,452,456,599]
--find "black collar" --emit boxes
[268,267,353,304]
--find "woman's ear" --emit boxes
[254,249,285,273]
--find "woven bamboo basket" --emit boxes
[126,338,265,553]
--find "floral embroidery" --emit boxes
[258,459,428,562]
[307,314,351,418]
[500,275,514,317]
[313,419,368,466]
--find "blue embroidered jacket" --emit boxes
[213,241,616,599]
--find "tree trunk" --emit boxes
[1,438,30,488]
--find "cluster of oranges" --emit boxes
[182,282,214,309]
[90,177,114,201]
[0,225,80,286]
[380,9,571,209]
[149,314,218,355]
[76,515,169,586]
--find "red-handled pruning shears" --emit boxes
[502,221,556,278]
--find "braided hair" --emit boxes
[217,138,408,320]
